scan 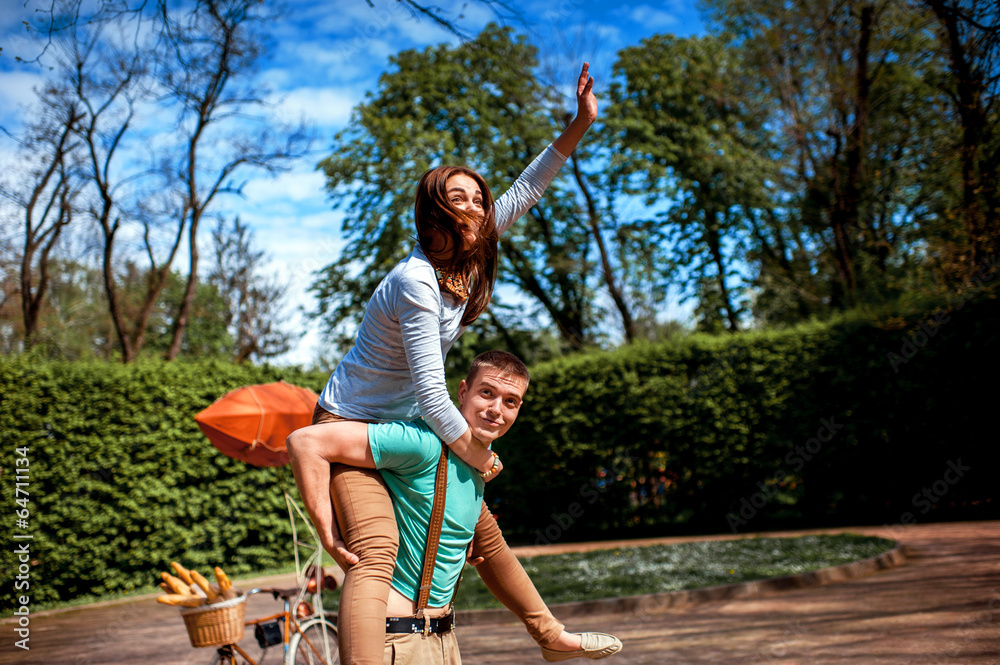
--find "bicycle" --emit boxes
[205,587,339,665]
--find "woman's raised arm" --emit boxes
[493,62,598,236]
[552,62,598,157]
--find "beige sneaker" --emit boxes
[540,632,623,661]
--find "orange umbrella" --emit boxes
[194,381,318,467]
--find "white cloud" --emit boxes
[590,23,624,44]
[266,232,343,278]
[0,70,46,126]
[274,86,360,128]
[231,204,347,279]
[392,17,454,47]
[313,0,414,31]
[320,39,401,77]
[294,209,347,232]
[625,4,679,30]
[244,169,328,205]
[279,40,392,81]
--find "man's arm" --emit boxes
[286,421,375,567]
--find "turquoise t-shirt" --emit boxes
[368,419,485,607]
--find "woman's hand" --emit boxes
[448,428,504,480]
[482,455,503,483]
[575,62,598,127]
[552,62,598,157]
[326,514,360,572]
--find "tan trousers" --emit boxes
[383,631,461,665]
[315,406,564,665]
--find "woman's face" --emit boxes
[446,173,484,252]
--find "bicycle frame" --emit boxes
[208,489,339,664]
[211,588,336,665]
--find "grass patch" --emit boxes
[454,534,895,609]
[24,534,892,616]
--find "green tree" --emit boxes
[610,34,776,332]
[313,24,601,350]
[0,258,119,359]
[919,0,1000,281]
[145,272,234,359]
[0,82,84,347]
[695,0,954,319]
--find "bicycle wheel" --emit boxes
[286,616,339,665]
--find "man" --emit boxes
[290,351,622,663]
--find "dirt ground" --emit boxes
[2,521,999,664]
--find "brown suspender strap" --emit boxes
[416,441,450,613]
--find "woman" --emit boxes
[288,63,615,664]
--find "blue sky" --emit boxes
[0,0,704,364]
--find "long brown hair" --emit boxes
[414,166,499,326]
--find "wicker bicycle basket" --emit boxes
[180,594,247,648]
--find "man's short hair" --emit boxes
[465,350,529,387]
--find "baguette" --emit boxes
[157,594,204,608]
[214,566,232,592]
[159,582,171,594]
[161,572,192,596]
[170,561,194,586]
[191,570,220,602]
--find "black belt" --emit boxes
[385,611,455,634]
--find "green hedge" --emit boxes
[489,295,999,543]
[0,357,326,606]
[2,295,997,606]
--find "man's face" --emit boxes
[457,367,528,447]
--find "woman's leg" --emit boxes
[330,465,398,665]
[312,405,396,665]
[470,503,565,645]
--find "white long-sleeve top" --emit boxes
[317,144,567,444]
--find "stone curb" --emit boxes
[460,543,908,625]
